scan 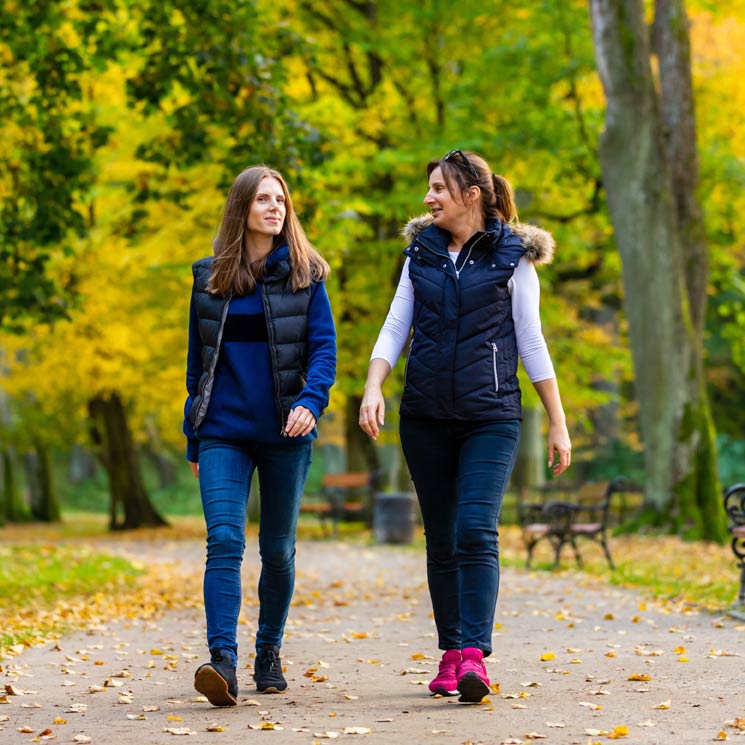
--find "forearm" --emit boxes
[532,377,566,425]
[364,357,392,390]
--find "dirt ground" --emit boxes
[1,539,743,744]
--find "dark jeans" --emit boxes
[198,437,312,666]
[400,417,520,656]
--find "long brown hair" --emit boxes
[426,151,518,224]
[208,165,330,296]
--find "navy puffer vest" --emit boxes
[401,218,526,421]
[188,250,312,431]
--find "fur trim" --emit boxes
[402,214,555,265]
[402,214,434,242]
[510,223,555,266]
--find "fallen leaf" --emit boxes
[206,724,225,732]
[168,715,183,722]
[524,733,548,740]
[313,732,339,739]
[713,732,727,742]
[655,700,672,710]
[628,673,651,681]
[546,722,566,728]
[52,717,66,725]
[673,646,686,655]
[163,727,197,735]
[0,715,9,722]
[637,720,656,727]
[579,702,602,711]
[127,714,147,720]
[72,737,92,744]
[608,725,629,739]
[585,729,608,736]
[343,694,359,701]
[539,653,555,662]
[18,727,35,733]
[343,726,372,734]
[142,705,160,712]
[5,684,23,695]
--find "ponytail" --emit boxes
[491,173,518,224]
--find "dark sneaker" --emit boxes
[194,648,238,706]
[253,645,287,693]
[457,647,490,703]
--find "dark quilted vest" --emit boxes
[401,220,525,421]
[188,254,312,430]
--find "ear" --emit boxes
[466,185,481,205]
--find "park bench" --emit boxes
[300,471,372,537]
[723,483,745,608]
[518,476,642,570]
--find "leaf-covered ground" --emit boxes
[0,525,744,744]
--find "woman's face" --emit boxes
[246,177,287,237]
[423,166,472,233]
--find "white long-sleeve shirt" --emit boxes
[371,253,555,382]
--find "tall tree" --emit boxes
[588,0,725,539]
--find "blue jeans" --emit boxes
[400,417,520,656]
[198,437,312,667]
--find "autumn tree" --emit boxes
[588,0,726,539]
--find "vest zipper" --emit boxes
[261,284,287,436]
[454,232,487,279]
[490,342,499,392]
[196,294,232,427]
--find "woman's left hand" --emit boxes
[547,421,572,477]
[285,405,317,437]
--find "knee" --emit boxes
[260,539,295,570]
[206,524,245,559]
[457,523,497,555]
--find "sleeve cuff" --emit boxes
[291,398,320,420]
[186,439,200,463]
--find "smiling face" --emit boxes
[423,166,476,233]
[246,176,287,237]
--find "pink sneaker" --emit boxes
[428,650,460,696]
[457,647,490,702]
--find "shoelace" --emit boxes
[262,650,281,674]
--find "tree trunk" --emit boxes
[1,448,29,523]
[88,393,168,530]
[588,0,725,540]
[345,394,383,494]
[511,405,546,499]
[653,0,708,336]
[24,441,61,522]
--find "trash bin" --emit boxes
[373,492,417,544]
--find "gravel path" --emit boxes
[1,539,743,744]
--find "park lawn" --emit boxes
[498,526,740,611]
[0,515,739,658]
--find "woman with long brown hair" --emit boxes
[360,150,570,703]
[184,165,336,705]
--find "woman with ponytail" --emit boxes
[184,166,336,705]
[359,150,570,703]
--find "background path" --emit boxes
[1,539,743,744]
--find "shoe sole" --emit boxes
[255,682,287,694]
[194,666,237,707]
[429,687,458,697]
[457,672,490,703]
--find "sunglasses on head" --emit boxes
[443,149,479,180]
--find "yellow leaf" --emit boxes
[167,714,182,721]
[678,656,689,662]
[150,649,163,655]
[539,652,555,661]
[673,646,686,655]
[628,673,651,681]
[52,717,67,724]
[608,725,629,739]
[604,613,615,620]
[206,724,225,732]
[351,632,370,639]
[714,732,728,741]
[605,651,617,658]
[655,700,671,710]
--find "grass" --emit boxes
[0,511,741,657]
[0,542,144,650]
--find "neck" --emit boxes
[244,233,275,264]
[447,215,485,251]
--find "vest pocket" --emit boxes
[487,341,499,393]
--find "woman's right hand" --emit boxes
[359,385,385,439]
[188,461,199,478]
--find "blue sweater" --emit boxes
[183,268,336,462]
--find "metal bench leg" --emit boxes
[525,538,537,568]
[738,561,745,607]
[551,538,563,569]
[570,536,583,569]
[600,532,615,570]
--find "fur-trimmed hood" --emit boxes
[402,214,555,266]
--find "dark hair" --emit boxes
[208,165,329,296]
[426,151,518,223]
